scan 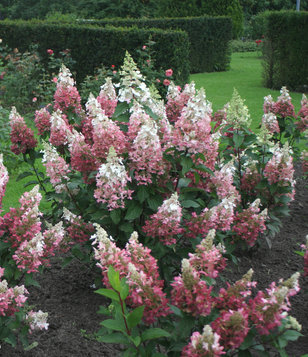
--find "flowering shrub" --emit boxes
[0,156,63,349]
[7,52,306,354]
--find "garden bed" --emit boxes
[1,164,307,357]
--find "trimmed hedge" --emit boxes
[0,20,190,85]
[262,10,308,91]
[78,16,233,74]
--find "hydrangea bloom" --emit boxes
[49,110,71,147]
[88,94,127,160]
[232,199,268,247]
[34,106,51,135]
[182,325,225,357]
[264,144,295,200]
[142,193,183,245]
[9,107,37,155]
[62,207,95,244]
[26,310,49,331]
[0,268,28,316]
[225,89,251,129]
[41,141,70,187]
[94,147,133,210]
[128,114,165,184]
[97,77,118,117]
[262,112,280,134]
[54,64,83,114]
[211,308,250,350]
[92,227,170,324]
[272,86,295,118]
[171,259,213,317]
[188,230,226,278]
[0,154,9,211]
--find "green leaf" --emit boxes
[130,335,141,347]
[141,328,171,342]
[137,186,149,203]
[181,156,193,175]
[238,351,252,357]
[281,329,303,341]
[97,306,112,316]
[24,274,40,288]
[120,278,129,300]
[107,266,121,292]
[181,200,200,208]
[95,288,119,302]
[71,245,85,261]
[233,132,245,149]
[97,332,130,345]
[239,331,254,350]
[16,171,33,181]
[147,196,163,211]
[100,319,126,332]
[24,180,39,188]
[24,342,39,351]
[110,209,121,225]
[124,204,142,221]
[119,222,134,233]
[178,178,191,188]
[126,306,145,329]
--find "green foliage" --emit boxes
[231,39,258,52]
[82,16,232,74]
[0,20,190,86]
[262,10,308,91]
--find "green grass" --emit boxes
[190,52,306,131]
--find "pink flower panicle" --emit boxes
[92,227,170,324]
[272,86,295,118]
[211,308,249,350]
[0,269,28,316]
[249,273,300,335]
[26,310,49,331]
[186,196,236,239]
[263,95,275,114]
[296,94,308,132]
[62,207,95,244]
[34,106,52,135]
[12,232,45,273]
[262,113,280,134]
[264,144,295,200]
[128,115,165,184]
[49,110,72,147]
[232,199,267,247]
[127,262,171,325]
[54,64,83,114]
[214,269,256,311]
[96,78,118,117]
[165,82,194,123]
[171,259,213,317]
[182,325,225,357]
[88,94,127,161]
[94,147,133,210]
[0,185,42,249]
[9,107,37,155]
[69,130,98,177]
[0,154,9,211]
[41,141,70,187]
[241,163,262,194]
[188,230,226,279]
[142,192,183,245]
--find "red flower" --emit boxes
[47,49,54,55]
[165,68,173,77]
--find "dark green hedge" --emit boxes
[262,11,308,91]
[0,20,190,85]
[79,16,233,73]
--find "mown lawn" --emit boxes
[190,52,305,131]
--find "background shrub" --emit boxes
[80,16,233,74]
[262,10,308,91]
[0,20,190,85]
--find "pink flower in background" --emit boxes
[32,97,37,103]
[47,49,53,55]
[163,79,171,86]
[52,77,58,83]
[142,45,147,50]
[165,68,173,77]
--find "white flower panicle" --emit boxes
[58,64,75,86]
